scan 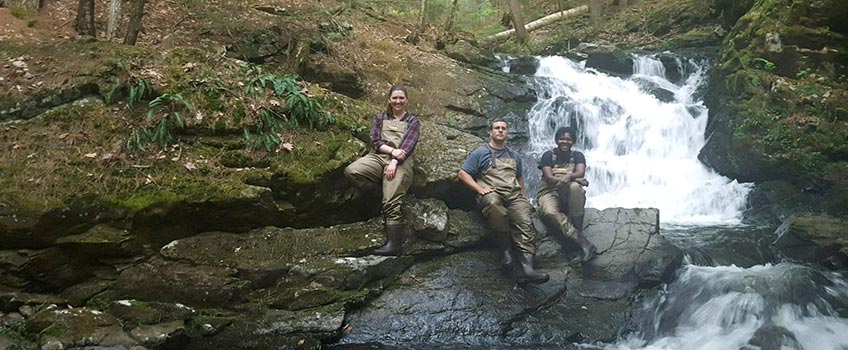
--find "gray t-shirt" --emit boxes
[461,145,523,178]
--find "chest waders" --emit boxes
[475,145,548,284]
[536,149,594,262]
[343,117,415,255]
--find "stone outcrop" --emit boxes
[0,205,681,349]
[340,208,681,348]
[773,214,848,269]
[700,0,848,219]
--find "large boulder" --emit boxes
[701,0,848,193]
[772,214,848,269]
[579,208,683,299]
[26,307,137,349]
[339,250,571,347]
[339,207,681,347]
[411,123,485,209]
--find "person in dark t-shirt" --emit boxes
[458,118,549,284]
[537,126,596,262]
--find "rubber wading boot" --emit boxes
[575,231,596,262]
[496,234,515,269]
[374,224,403,256]
[518,252,549,284]
[501,248,515,269]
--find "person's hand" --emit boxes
[478,187,494,196]
[575,178,589,187]
[385,159,398,180]
[556,174,572,187]
[391,148,407,161]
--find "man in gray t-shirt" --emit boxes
[457,118,548,284]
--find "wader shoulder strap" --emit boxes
[487,144,497,169]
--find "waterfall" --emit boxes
[525,55,752,225]
[603,264,848,350]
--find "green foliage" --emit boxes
[85,295,113,310]
[126,94,193,153]
[128,79,155,108]
[244,109,283,152]
[9,5,36,19]
[244,66,300,97]
[796,68,813,79]
[752,58,776,71]
[286,91,332,129]
[103,77,123,105]
[0,319,36,347]
[241,66,333,152]
[817,26,833,35]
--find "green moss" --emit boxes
[9,5,36,20]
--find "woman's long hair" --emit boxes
[384,84,408,117]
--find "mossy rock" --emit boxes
[703,0,848,188]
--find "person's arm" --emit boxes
[572,163,586,179]
[541,166,560,185]
[371,113,391,153]
[385,158,400,180]
[395,116,421,161]
[458,170,492,196]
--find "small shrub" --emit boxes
[796,68,813,79]
[752,58,776,71]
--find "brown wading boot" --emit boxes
[518,252,549,284]
[374,224,403,256]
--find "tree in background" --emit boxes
[123,0,146,45]
[408,0,429,44]
[74,0,95,37]
[73,0,146,45]
[505,0,528,43]
[443,0,459,32]
[106,0,123,41]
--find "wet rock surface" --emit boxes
[340,208,679,347]
[773,214,848,269]
[0,203,677,349]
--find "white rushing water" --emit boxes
[526,55,752,225]
[598,263,848,350]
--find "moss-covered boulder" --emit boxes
[700,0,848,217]
[773,214,848,269]
[26,307,136,349]
[410,122,484,209]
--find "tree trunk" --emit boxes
[505,0,528,44]
[589,0,609,23]
[485,5,588,43]
[443,0,459,32]
[74,0,96,37]
[407,0,427,44]
[123,0,145,45]
[106,0,123,41]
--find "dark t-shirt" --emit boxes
[538,149,586,169]
[461,145,523,178]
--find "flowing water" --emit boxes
[518,55,848,350]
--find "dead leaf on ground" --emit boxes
[184,162,196,171]
[281,142,294,152]
[83,152,97,158]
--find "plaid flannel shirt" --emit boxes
[370,112,421,161]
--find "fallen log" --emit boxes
[485,5,588,43]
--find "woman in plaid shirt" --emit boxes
[344,84,421,255]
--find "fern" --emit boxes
[127,79,154,109]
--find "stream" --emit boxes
[522,55,848,350]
